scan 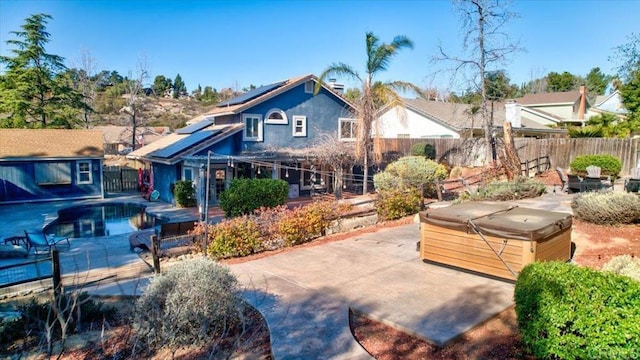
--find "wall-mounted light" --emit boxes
[285,168,289,178]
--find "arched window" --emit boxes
[265,109,288,124]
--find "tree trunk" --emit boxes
[500,121,522,179]
[362,148,369,195]
[334,167,343,200]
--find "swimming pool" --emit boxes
[44,202,167,238]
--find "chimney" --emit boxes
[578,84,586,120]
[328,78,344,94]
[505,100,521,128]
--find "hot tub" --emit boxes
[419,202,572,281]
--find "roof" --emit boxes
[0,129,104,159]
[514,91,582,105]
[205,74,356,117]
[391,98,556,132]
[128,123,244,165]
[92,125,169,144]
[402,98,478,130]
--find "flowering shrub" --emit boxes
[204,216,261,258]
[277,201,341,246]
[376,187,422,221]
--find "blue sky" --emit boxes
[1,0,638,95]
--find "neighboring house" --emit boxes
[127,74,356,204]
[513,85,590,126]
[374,98,567,140]
[93,126,170,155]
[590,90,628,117]
[0,129,104,204]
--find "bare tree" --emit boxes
[121,55,149,151]
[72,48,100,128]
[432,0,523,175]
[310,132,356,199]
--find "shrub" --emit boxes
[173,180,196,207]
[134,259,241,353]
[373,156,448,196]
[570,154,622,178]
[515,261,640,359]
[460,176,547,201]
[409,142,436,159]
[219,178,289,217]
[277,201,340,246]
[376,187,422,221]
[206,216,262,258]
[602,255,640,282]
[571,191,640,225]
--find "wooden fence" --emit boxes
[103,166,139,192]
[377,138,640,175]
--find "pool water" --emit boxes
[44,203,167,238]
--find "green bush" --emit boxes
[134,259,241,353]
[409,142,436,159]
[571,191,640,225]
[277,201,340,246]
[376,187,422,221]
[602,255,640,282]
[570,154,622,178]
[460,176,547,201]
[515,262,640,359]
[219,178,289,217]
[173,180,196,207]
[206,216,262,258]
[374,156,448,196]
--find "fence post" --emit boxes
[51,249,62,301]
[151,235,160,273]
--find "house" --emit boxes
[93,125,170,155]
[127,74,356,205]
[590,90,628,117]
[0,129,104,204]
[512,85,591,126]
[374,98,567,140]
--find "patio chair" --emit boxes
[24,230,70,255]
[556,167,569,192]
[625,167,640,193]
[586,165,601,178]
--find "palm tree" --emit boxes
[316,32,423,195]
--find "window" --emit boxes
[35,162,72,185]
[265,109,288,124]
[292,115,307,137]
[183,167,193,181]
[77,161,93,184]
[339,118,357,140]
[243,114,263,141]
[304,80,314,94]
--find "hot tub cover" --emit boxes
[420,202,572,242]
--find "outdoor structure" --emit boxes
[127,74,356,204]
[419,202,572,281]
[374,97,568,140]
[0,129,104,204]
[93,125,170,155]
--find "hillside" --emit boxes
[93,95,213,130]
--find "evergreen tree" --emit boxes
[0,14,88,128]
[152,75,172,96]
[173,73,186,98]
[585,67,610,100]
[545,71,580,92]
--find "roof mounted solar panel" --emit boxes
[151,130,219,158]
[217,81,287,107]
[176,118,214,134]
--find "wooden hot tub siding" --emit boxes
[420,223,572,281]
